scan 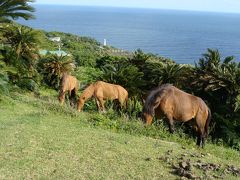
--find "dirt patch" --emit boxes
[158,149,240,179]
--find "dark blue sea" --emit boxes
[18,5,240,64]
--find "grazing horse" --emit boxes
[142,84,211,147]
[77,81,128,112]
[58,73,78,106]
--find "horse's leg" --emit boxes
[166,114,175,133]
[196,132,201,147]
[95,98,102,111]
[69,90,74,107]
[96,97,106,112]
[59,91,65,105]
[122,97,128,109]
[65,91,70,105]
[116,98,124,111]
[70,88,78,107]
[100,99,106,112]
[201,135,206,148]
[195,119,205,148]
[196,129,205,148]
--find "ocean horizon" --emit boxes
[18,5,240,64]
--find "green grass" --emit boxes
[0,91,239,179]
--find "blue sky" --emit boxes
[36,0,240,14]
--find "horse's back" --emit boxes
[93,81,118,99]
[174,87,208,112]
[158,85,207,121]
[61,74,78,92]
[94,81,128,100]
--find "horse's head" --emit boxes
[142,112,153,125]
[77,96,85,112]
[142,99,155,125]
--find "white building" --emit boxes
[49,37,61,42]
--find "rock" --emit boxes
[226,165,240,176]
[145,157,151,161]
[157,156,164,161]
[174,168,185,176]
[213,174,224,179]
[179,161,191,170]
[223,168,230,174]
[185,172,197,179]
[190,154,196,157]
[179,161,188,169]
[205,175,214,180]
[166,157,172,164]
[201,153,206,157]
[180,177,188,180]
[166,150,173,155]
[172,164,179,169]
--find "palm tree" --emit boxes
[193,49,240,147]
[144,61,187,89]
[129,49,150,72]
[1,24,40,68]
[100,62,144,96]
[38,54,75,89]
[197,48,223,72]
[0,0,35,23]
[193,49,240,112]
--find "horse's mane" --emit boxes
[81,83,95,99]
[143,84,173,116]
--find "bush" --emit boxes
[17,78,39,93]
[74,66,103,85]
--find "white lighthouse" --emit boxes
[103,39,107,46]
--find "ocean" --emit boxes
[18,5,240,64]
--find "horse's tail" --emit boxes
[204,108,211,137]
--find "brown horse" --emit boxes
[142,84,211,147]
[77,81,128,112]
[58,73,79,106]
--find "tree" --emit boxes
[96,55,145,96]
[38,54,75,89]
[0,24,41,84]
[193,49,240,111]
[142,61,191,92]
[2,24,40,58]
[100,63,144,96]
[0,24,41,91]
[128,49,150,72]
[0,0,35,23]
[191,49,240,148]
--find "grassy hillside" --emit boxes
[0,90,239,179]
